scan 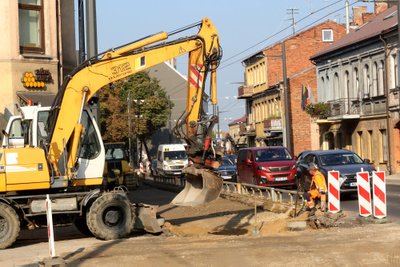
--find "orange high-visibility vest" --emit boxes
[309,170,327,191]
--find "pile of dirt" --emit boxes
[159,196,292,237]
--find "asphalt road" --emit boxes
[340,182,400,223]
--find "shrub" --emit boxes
[305,102,330,118]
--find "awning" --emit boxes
[17,91,56,106]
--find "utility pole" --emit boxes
[134,99,144,167]
[127,92,133,167]
[168,95,172,143]
[345,0,350,34]
[282,42,292,153]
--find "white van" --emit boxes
[157,144,188,177]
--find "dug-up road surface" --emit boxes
[2,186,400,267]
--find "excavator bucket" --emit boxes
[171,166,223,206]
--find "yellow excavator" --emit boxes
[0,17,223,249]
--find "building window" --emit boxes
[344,71,350,98]
[18,0,44,54]
[357,131,363,158]
[322,29,333,42]
[390,54,398,90]
[363,64,370,98]
[379,129,388,162]
[367,130,373,161]
[378,60,385,96]
[333,72,339,99]
[353,67,359,99]
[372,62,378,97]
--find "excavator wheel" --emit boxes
[73,216,93,237]
[171,166,223,206]
[0,203,20,249]
[86,192,134,240]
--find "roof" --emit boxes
[228,115,246,126]
[243,20,342,63]
[311,6,397,60]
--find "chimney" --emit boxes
[375,1,389,14]
[353,6,368,26]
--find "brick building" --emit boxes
[238,20,346,156]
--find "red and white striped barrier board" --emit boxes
[140,162,144,174]
[372,171,387,219]
[45,194,56,257]
[356,171,372,217]
[328,171,340,213]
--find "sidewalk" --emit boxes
[386,173,400,185]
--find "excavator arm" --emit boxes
[46,18,223,205]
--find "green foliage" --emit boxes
[99,71,174,142]
[305,102,330,118]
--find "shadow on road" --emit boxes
[64,239,124,266]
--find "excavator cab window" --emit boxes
[8,118,31,147]
[78,111,101,160]
[37,110,49,147]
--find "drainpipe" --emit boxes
[56,0,63,88]
[379,35,392,174]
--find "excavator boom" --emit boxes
[46,18,223,205]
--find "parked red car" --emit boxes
[236,146,297,187]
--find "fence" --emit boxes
[222,181,300,206]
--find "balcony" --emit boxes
[237,85,254,99]
[326,97,387,120]
[263,118,282,130]
[239,124,256,136]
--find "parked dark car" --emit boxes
[216,156,237,182]
[296,149,375,193]
[236,146,297,187]
[225,154,238,164]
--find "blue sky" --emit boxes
[94,0,373,131]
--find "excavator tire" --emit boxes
[73,216,93,237]
[86,192,134,240]
[0,202,20,249]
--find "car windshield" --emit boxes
[319,152,364,166]
[255,148,292,162]
[164,151,188,160]
[221,158,234,166]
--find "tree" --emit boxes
[99,71,173,159]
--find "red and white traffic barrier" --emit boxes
[328,171,340,213]
[372,171,387,219]
[146,161,151,174]
[356,171,372,217]
[45,194,56,258]
[140,162,145,174]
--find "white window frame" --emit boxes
[322,29,334,42]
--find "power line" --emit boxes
[219,0,358,70]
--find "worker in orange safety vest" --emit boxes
[304,162,327,212]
